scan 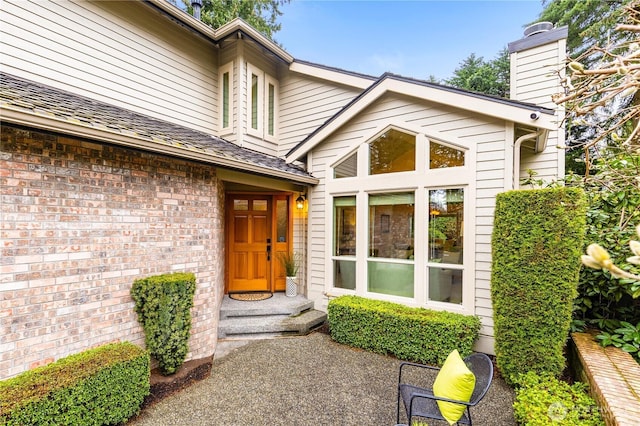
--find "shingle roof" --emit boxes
[0,72,316,184]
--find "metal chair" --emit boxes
[396,353,493,425]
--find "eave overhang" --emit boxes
[1,106,318,185]
[145,0,294,63]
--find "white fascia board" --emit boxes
[287,77,558,162]
[147,0,219,40]
[2,107,318,185]
[385,79,558,129]
[215,19,294,63]
[289,62,374,90]
[146,1,293,63]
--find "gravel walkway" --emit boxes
[129,332,516,425]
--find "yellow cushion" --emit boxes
[432,350,476,425]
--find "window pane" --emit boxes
[334,196,356,256]
[251,74,259,130]
[368,261,414,297]
[430,141,465,168]
[369,128,415,175]
[428,267,462,304]
[234,199,248,210]
[334,152,357,179]
[253,199,267,211]
[268,83,275,136]
[369,193,414,259]
[276,199,287,243]
[334,259,356,289]
[428,189,463,264]
[222,72,230,128]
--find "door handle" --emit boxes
[266,238,271,261]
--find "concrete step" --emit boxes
[218,309,327,339]
[219,294,314,319]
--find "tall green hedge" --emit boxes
[328,295,480,365]
[491,188,586,385]
[0,342,149,425]
[131,272,196,375]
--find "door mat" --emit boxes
[229,292,273,301]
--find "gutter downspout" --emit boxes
[513,131,544,189]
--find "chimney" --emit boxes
[191,0,202,20]
[508,22,568,108]
[508,23,568,186]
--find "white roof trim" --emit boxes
[289,61,375,90]
[286,76,558,162]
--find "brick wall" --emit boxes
[0,125,225,379]
[571,332,640,425]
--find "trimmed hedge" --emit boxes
[0,342,149,425]
[328,295,481,365]
[131,272,196,375]
[491,188,586,385]
[513,372,604,426]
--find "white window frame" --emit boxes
[246,63,278,140]
[325,124,475,315]
[265,74,279,142]
[219,61,234,134]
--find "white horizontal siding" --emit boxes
[520,146,562,185]
[511,41,564,109]
[2,0,219,135]
[279,72,362,157]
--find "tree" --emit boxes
[534,0,632,65]
[444,49,510,98]
[184,0,289,39]
[553,0,640,359]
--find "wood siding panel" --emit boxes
[279,72,362,157]
[2,0,218,134]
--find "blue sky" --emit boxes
[276,0,545,81]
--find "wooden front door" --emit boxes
[226,194,291,293]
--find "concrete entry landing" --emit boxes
[217,293,327,340]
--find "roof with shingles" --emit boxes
[0,72,316,184]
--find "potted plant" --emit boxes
[278,251,300,297]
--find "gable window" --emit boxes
[247,63,278,140]
[219,62,234,133]
[430,141,465,168]
[334,152,357,179]
[369,128,416,175]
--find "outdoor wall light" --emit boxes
[296,195,306,209]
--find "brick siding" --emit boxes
[0,125,225,379]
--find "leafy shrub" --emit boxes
[491,188,587,385]
[0,342,149,425]
[131,272,196,375]
[596,320,640,361]
[566,151,640,355]
[328,295,480,365]
[513,372,604,426]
